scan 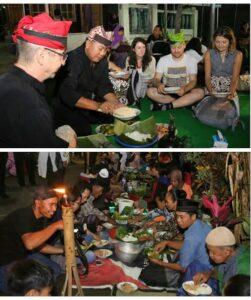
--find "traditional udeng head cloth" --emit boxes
[206,226,236,246]
[12,13,72,50]
[88,25,113,47]
[176,199,199,214]
[168,31,186,45]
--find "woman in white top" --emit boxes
[126,37,156,84]
[185,37,204,64]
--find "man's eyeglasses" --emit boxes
[44,48,68,60]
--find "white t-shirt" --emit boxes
[156,53,197,87]
[186,49,203,64]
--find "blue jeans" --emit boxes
[28,253,63,279]
[0,264,10,293]
[177,260,219,296]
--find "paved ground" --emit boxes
[0,159,85,221]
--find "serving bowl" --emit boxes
[114,241,144,264]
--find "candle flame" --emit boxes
[54,188,66,194]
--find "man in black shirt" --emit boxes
[147,25,164,44]
[0,13,76,148]
[0,186,64,293]
[53,25,124,136]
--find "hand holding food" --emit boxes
[154,241,167,253]
[193,272,210,285]
[99,102,115,114]
[149,257,164,266]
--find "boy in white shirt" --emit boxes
[147,32,204,110]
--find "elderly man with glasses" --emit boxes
[53,25,124,137]
[0,13,76,148]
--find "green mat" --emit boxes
[89,92,250,148]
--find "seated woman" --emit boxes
[168,169,193,200]
[126,37,156,86]
[109,38,156,105]
[110,25,130,68]
[204,26,243,115]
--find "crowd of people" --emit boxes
[0,152,249,296]
[0,12,247,147]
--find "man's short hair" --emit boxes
[7,259,53,296]
[32,185,58,202]
[16,39,41,64]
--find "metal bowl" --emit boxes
[114,241,144,264]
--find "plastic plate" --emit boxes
[164,86,180,93]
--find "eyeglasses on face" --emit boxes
[44,48,68,60]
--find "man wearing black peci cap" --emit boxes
[53,25,124,136]
[139,199,212,288]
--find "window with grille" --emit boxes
[129,7,151,34]
[57,4,76,21]
[158,12,193,29]
[26,4,45,16]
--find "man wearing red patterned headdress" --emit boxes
[0,13,76,148]
[53,25,124,137]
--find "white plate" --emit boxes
[214,92,229,98]
[113,108,141,121]
[95,249,113,259]
[133,209,141,215]
[93,239,109,248]
[102,222,114,229]
[164,86,180,93]
[182,281,212,296]
[121,234,138,242]
[109,71,128,79]
[116,219,128,225]
[117,282,138,293]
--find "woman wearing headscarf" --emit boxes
[110,25,130,68]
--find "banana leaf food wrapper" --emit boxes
[114,116,157,145]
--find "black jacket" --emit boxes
[0,66,68,148]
